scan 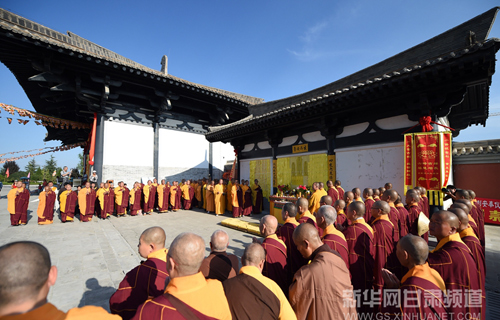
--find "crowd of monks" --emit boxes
[2,178,488,320]
[6,177,264,225]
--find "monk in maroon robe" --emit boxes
[381,235,447,320]
[316,205,349,269]
[18,185,30,225]
[470,190,485,247]
[381,190,403,241]
[334,199,349,231]
[79,183,96,222]
[158,182,170,212]
[252,179,263,214]
[344,201,375,316]
[327,180,340,203]
[107,185,115,216]
[450,207,486,319]
[175,182,182,210]
[277,202,308,287]
[296,197,323,237]
[132,294,217,320]
[454,200,481,244]
[335,180,345,201]
[130,183,142,216]
[121,186,129,215]
[370,200,397,292]
[363,188,375,222]
[258,215,288,296]
[110,227,169,320]
[60,184,77,222]
[242,182,253,216]
[428,210,482,320]
[405,191,422,236]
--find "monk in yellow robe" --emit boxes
[308,182,323,214]
[203,179,208,209]
[79,181,96,222]
[226,179,233,213]
[181,180,192,210]
[241,180,253,216]
[130,182,142,216]
[7,180,29,226]
[114,182,125,216]
[196,180,203,208]
[170,181,181,211]
[231,180,242,218]
[60,183,77,222]
[206,180,215,213]
[214,179,224,216]
[157,180,168,213]
[221,180,227,213]
[37,185,56,225]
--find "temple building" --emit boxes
[0,8,263,186]
[206,7,500,204]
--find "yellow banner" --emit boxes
[292,144,308,153]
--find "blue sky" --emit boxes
[1,0,499,171]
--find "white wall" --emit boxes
[102,120,154,186]
[335,142,404,196]
[212,141,235,180]
[240,159,251,182]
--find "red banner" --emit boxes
[415,133,440,190]
[404,134,413,186]
[442,132,452,188]
[476,197,500,225]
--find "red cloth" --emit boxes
[262,236,288,296]
[336,212,348,230]
[132,294,217,320]
[81,190,96,222]
[328,187,339,203]
[406,205,420,236]
[363,198,375,222]
[462,234,486,319]
[110,257,168,320]
[428,240,482,320]
[336,187,345,201]
[297,216,323,238]
[242,188,252,216]
[253,186,263,214]
[371,218,396,292]
[147,186,155,212]
[18,188,30,224]
[131,188,142,216]
[277,222,308,286]
[471,204,485,248]
[39,192,56,223]
[322,233,349,270]
[61,191,77,222]
[388,207,401,241]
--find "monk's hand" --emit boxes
[381,268,400,289]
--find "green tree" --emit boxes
[25,158,39,175]
[77,152,85,176]
[2,161,20,175]
[43,155,58,177]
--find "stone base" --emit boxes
[103,165,152,187]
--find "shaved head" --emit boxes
[210,230,229,252]
[344,191,354,202]
[448,207,469,228]
[454,199,472,213]
[352,188,361,197]
[260,215,278,236]
[168,233,205,276]
[0,242,51,308]
[334,199,346,210]
[468,190,476,200]
[242,243,266,267]
[297,197,309,212]
[348,201,366,218]
[450,201,470,214]
[382,189,398,203]
[283,202,297,218]
[320,195,333,206]
[141,227,166,248]
[363,188,373,197]
[317,205,337,225]
[455,189,470,200]
[373,200,390,214]
[398,235,429,265]
[373,188,380,197]
[293,223,322,248]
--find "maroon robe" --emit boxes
[344,219,375,316]
[297,213,323,237]
[175,186,182,210]
[38,191,56,223]
[371,216,396,292]
[232,188,243,217]
[242,187,252,216]
[147,186,156,212]
[388,205,401,241]
[322,227,349,270]
[471,204,485,248]
[363,198,375,222]
[110,256,168,320]
[132,294,217,320]
[159,186,170,212]
[131,188,142,216]
[104,188,114,215]
[428,236,482,320]
[61,191,77,222]
[19,188,30,224]
[336,187,345,201]
[406,204,420,237]
[252,185,263,214]
[328,187,340,203]
[81,189,96,222]
[382,265,447,320]
[469,219,480,240]
[262,235,288,296]
[336,211,349,230]
[121,187,130,214]
[189,186,195,208]
[11,188,30,225]
[422,195,430,219]
[461,229,486,319]
[277,220,308,286]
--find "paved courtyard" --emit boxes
[0,185,499,317]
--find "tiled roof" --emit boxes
[453,140,500,156]
[207,39,500,135]
[0,8,263,106]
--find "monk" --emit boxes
[134,232,231,320]
[395,195,409,235]
[319,194,333,206]
[79,181,96,222]
[335,180,345,200]
[352,188,362,202]
[381,235,447,320]
[333,199,348,231]
[241,180,253,216]
[370,200,396,292]
[106,182,115,216]
[252,179,263,214]
[199,230,239,282]
[255,215,288,296]
[175,180,182,211]
[415,186,429,221]
[344,191,354,207]
[181,180,191,210]
[214,179,225,216]
[150,179,158,211]
[114,181,126,216]
[327,180,340,202]
[456,190,485,247]
[156,180,166,213]
[296,197,322,237]
[0,241,120,319]
[277,202,307,286]
[196,180,203,209]
[454,199,480,239]
[362,188,374,222]
[202,179,207,210]
[405,190,422,237]
[206,180,215,213]
[223,243,297,320]
[449,207,486,318]
[130,182,142,216]
[221,180,227,213]
[344,201,375,316]
[231,179,242,218]
[428,210,482,320]
[60,183,77,223]
[170,181,181,211]
[381,189,403,240]
[308,182,323,214]
[373,188,381,201]
[315,205,349,269]
[109,227,169,320]
[37,185,56,225]
[18,183,30,225]
[96,182,106,218]
[7,181,29,226]
[290,223,357,320]
[469,189,485,248]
